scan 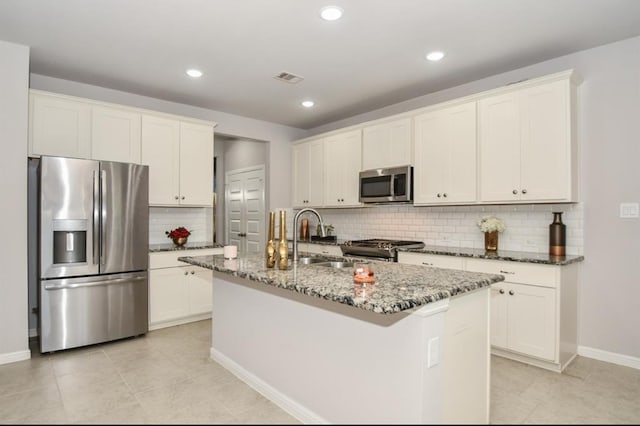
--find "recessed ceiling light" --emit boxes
[302,100,315,108]
[186,69,203,78]
[320,6,343,21]
[426,51,445,62]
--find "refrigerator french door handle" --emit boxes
[101,169,107,266]
[43,276,146,290]
[93,170,100,265]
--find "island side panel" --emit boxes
[210,272,448,424]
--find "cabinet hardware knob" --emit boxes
[512,189,518,195]
[522,189,527,194]
[175,196,179,200]
[190,271,195,275]
[499,289,505,294]
[509,290,515,295]
[422,262,433,266]
[443,193,447,198]
[184,271,188,275]
[499,270,515,274]
[181,196,185,200]
[437,193,441,198]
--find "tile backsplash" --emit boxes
[149,207,213,244]
[303,203,584,255]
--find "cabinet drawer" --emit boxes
[398,252,464,270]
[150,248,223,269]
[298,243,342,257]
[466,258,557,288]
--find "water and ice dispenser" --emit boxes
[52,219,87,265]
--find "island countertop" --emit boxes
[178,253,504,314]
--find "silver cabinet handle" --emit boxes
[509,290,515,296]
[499,270,515,274]
[499,289,505,294]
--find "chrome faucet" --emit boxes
[293,208,326,263]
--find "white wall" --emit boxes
[29,74,306,213]
[0,41,30,364]
[308,36,640,361]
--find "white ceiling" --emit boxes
[1,0,640,130]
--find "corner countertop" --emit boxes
[178,252,504,315]
[149,242,223,253]
[398,246,584,266]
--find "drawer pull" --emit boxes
[509,290,515,296]
[499,289,505,294]
[499,270,515,274]
[422,262,433,266]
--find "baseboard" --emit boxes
[0,349,31,366]
[210,347,330,424]
[578,345,640,370]
[148,313,212,331]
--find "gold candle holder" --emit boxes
[266,211,276,268]
[277,210,288,270]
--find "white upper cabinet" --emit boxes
[91,106,141,163]
[29,91,91,159]
[141,115,180,205]
[414,101,477,205]
[292,138,324,208]
[141,116,214,207]
[479,78,577,203]
[362,118,412,170]
[178,121,214,206]
[324,129,362,207]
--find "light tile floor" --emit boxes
[0,320,638,424]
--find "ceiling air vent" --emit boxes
[273,71,304,84]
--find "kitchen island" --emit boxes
[179,253,504,424]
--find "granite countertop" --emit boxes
[149,242,223,253]
[178,252,504,315]
[398,245,584,266]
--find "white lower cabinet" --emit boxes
[149,248,222,330]
[399,252,578,372]
[296,242,342,257]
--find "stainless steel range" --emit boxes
[340,239,425,262]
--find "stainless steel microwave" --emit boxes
[359,165,413,203]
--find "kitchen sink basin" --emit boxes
[315,261,355,269]
[297,256,328,265]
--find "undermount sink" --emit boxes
[315,261,355,269]
[297,256,328,265]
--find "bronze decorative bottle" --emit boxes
[549,212,566,256]
[266,211,276,268]
[277,210,288,270]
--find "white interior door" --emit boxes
[225,166,265,254]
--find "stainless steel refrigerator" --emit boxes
[38,156,149,352]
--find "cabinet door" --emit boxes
[30,93,91,158]
[362,118,412,170]
[324,130,362,207]
[490,282,509,349]
[91,106,141,163]
[141,115,180,205]
[414,102,476,205]
[478,92,521,202]
[188,267,213,316]
[507,283,556,361]
[292,143,310,207]
[519,80,570,201]
[149,267,189,325]
[179,122,214,206]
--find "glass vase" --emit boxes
[484,231,498,252]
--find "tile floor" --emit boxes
[0,320,638,424]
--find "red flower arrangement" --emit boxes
[166,227,191,239]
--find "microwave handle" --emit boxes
[389,175,396,197]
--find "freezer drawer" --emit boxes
[40,271,148,352]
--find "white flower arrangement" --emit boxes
[477,216,506,233]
